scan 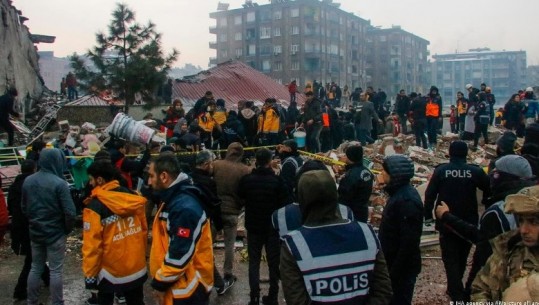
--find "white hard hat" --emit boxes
[526,87,533,92]
[465,84,473,90]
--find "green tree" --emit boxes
[70,3,178,113]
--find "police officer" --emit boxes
[280,170,392,305]
[424,141,490,302]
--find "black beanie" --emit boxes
[449,141,468,158]
[346,145,363,163]
[496,131,517,154]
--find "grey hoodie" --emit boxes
[22,149,76,245]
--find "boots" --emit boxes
[248,296,260,305]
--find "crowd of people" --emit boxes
[0,81,538,305]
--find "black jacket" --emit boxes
[190,168,223,231]
[0,93,19,121]
[409,97,426,121]
[337,163,374,222]
[303,98,322,124]
[424,158,490,233]
[238,167,288,234]
[8,173,32,255]
[279,153,303,204]
[395,95,411,115]
[378,184,423,277]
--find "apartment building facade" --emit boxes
[431,49,527,105]
[366,26,430,98]
[209,0,371,90]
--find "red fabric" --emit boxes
[0,189,8,246]
[288,82,297,94]
[115,158,133,189]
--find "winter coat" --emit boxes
[303,98,322,124]
[223,114,246,145]
[354,100,380,131]
[238,167,288,234]
[8,173,32,255]
[149,174,213,301]
[0,93,19,121]
[395,95,411,115]
[286,103,300,126]
[378,156,423,278]
[279,153,303,204]
[239,108,258,141]
[212,145,250,215]
[338,163,374,222]
[22,149,76,245]
[503,101,526,127]
[190,168,223,231]
[424,158,491,232]
[524,98,538,119]
[409,97,427,121]
[82,181,148,292]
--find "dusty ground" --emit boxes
[0,229,452,305]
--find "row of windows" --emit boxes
[220,26,352,42]
[220,43,351,57]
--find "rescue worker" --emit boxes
[108,138,151,190]
[272,160,354,239]
[148,154,214,304]
[257,98,280,146]
[338,145,374,222]
[471,185,539,302]
[82,161,148,305]
[238,148,289,305]
[378,155,423,305]
[425,86,442,150]
[281,170,393,305]
[197,100,220,149]
[424,141,490,302]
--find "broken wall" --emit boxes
[0,0,44,112]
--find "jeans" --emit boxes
[414,119,428,149]
[355,126,374,146]
[426,117,438,145]
[398,114,408,134]
[67,86,78,100]
[306,123,322,153]
[440,234,472,302]
[98,285,144,305]
[389,273,417,305]
[247,231,280,299]
[14,251,50,298]
[290,92,296,103]
[221,214,238,277]
[28,236,66,305]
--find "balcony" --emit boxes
[209,25,217,34]
[209,41,217,49]
[209,57,217,66]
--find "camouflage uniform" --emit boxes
[471,183,539,302]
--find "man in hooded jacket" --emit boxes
[22,148,76,305]
[425,86,443,149]
[378,154,423,305]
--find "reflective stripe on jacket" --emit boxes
[283,221,379,304]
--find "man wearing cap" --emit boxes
[471,185,539,302]
[0,87,20,146]
[465,84,480,108]
[338,145,374,222]
[424,141,490,303]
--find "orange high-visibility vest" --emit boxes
[426,100,440,117]
[322,113,330,127]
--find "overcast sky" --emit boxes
[15,0,539,68]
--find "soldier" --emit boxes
[471,185,539,302]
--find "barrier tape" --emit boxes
[0,145,380,174]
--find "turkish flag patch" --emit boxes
[177,227,191,238]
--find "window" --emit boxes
[235,48,243,57]
[220,50,228,58]
[274,61,282,71]
[329,44,338,55]
[274,10,282,20]
[290,8,299,17]
[235,32,242,41]
[291,26,299,35]
[261,45,272,55]
[291,60,300,70]
[219,18,227,27]
[248,44,256,56]
[219,34,227,42]
[291,44,299,54]
[274,27,281,37]
[234,15,242,25]
[274,45,282,54]
[379,35,387,42]
[262,60,271,71]
[260,27,271,39]
[246,12,255,22]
